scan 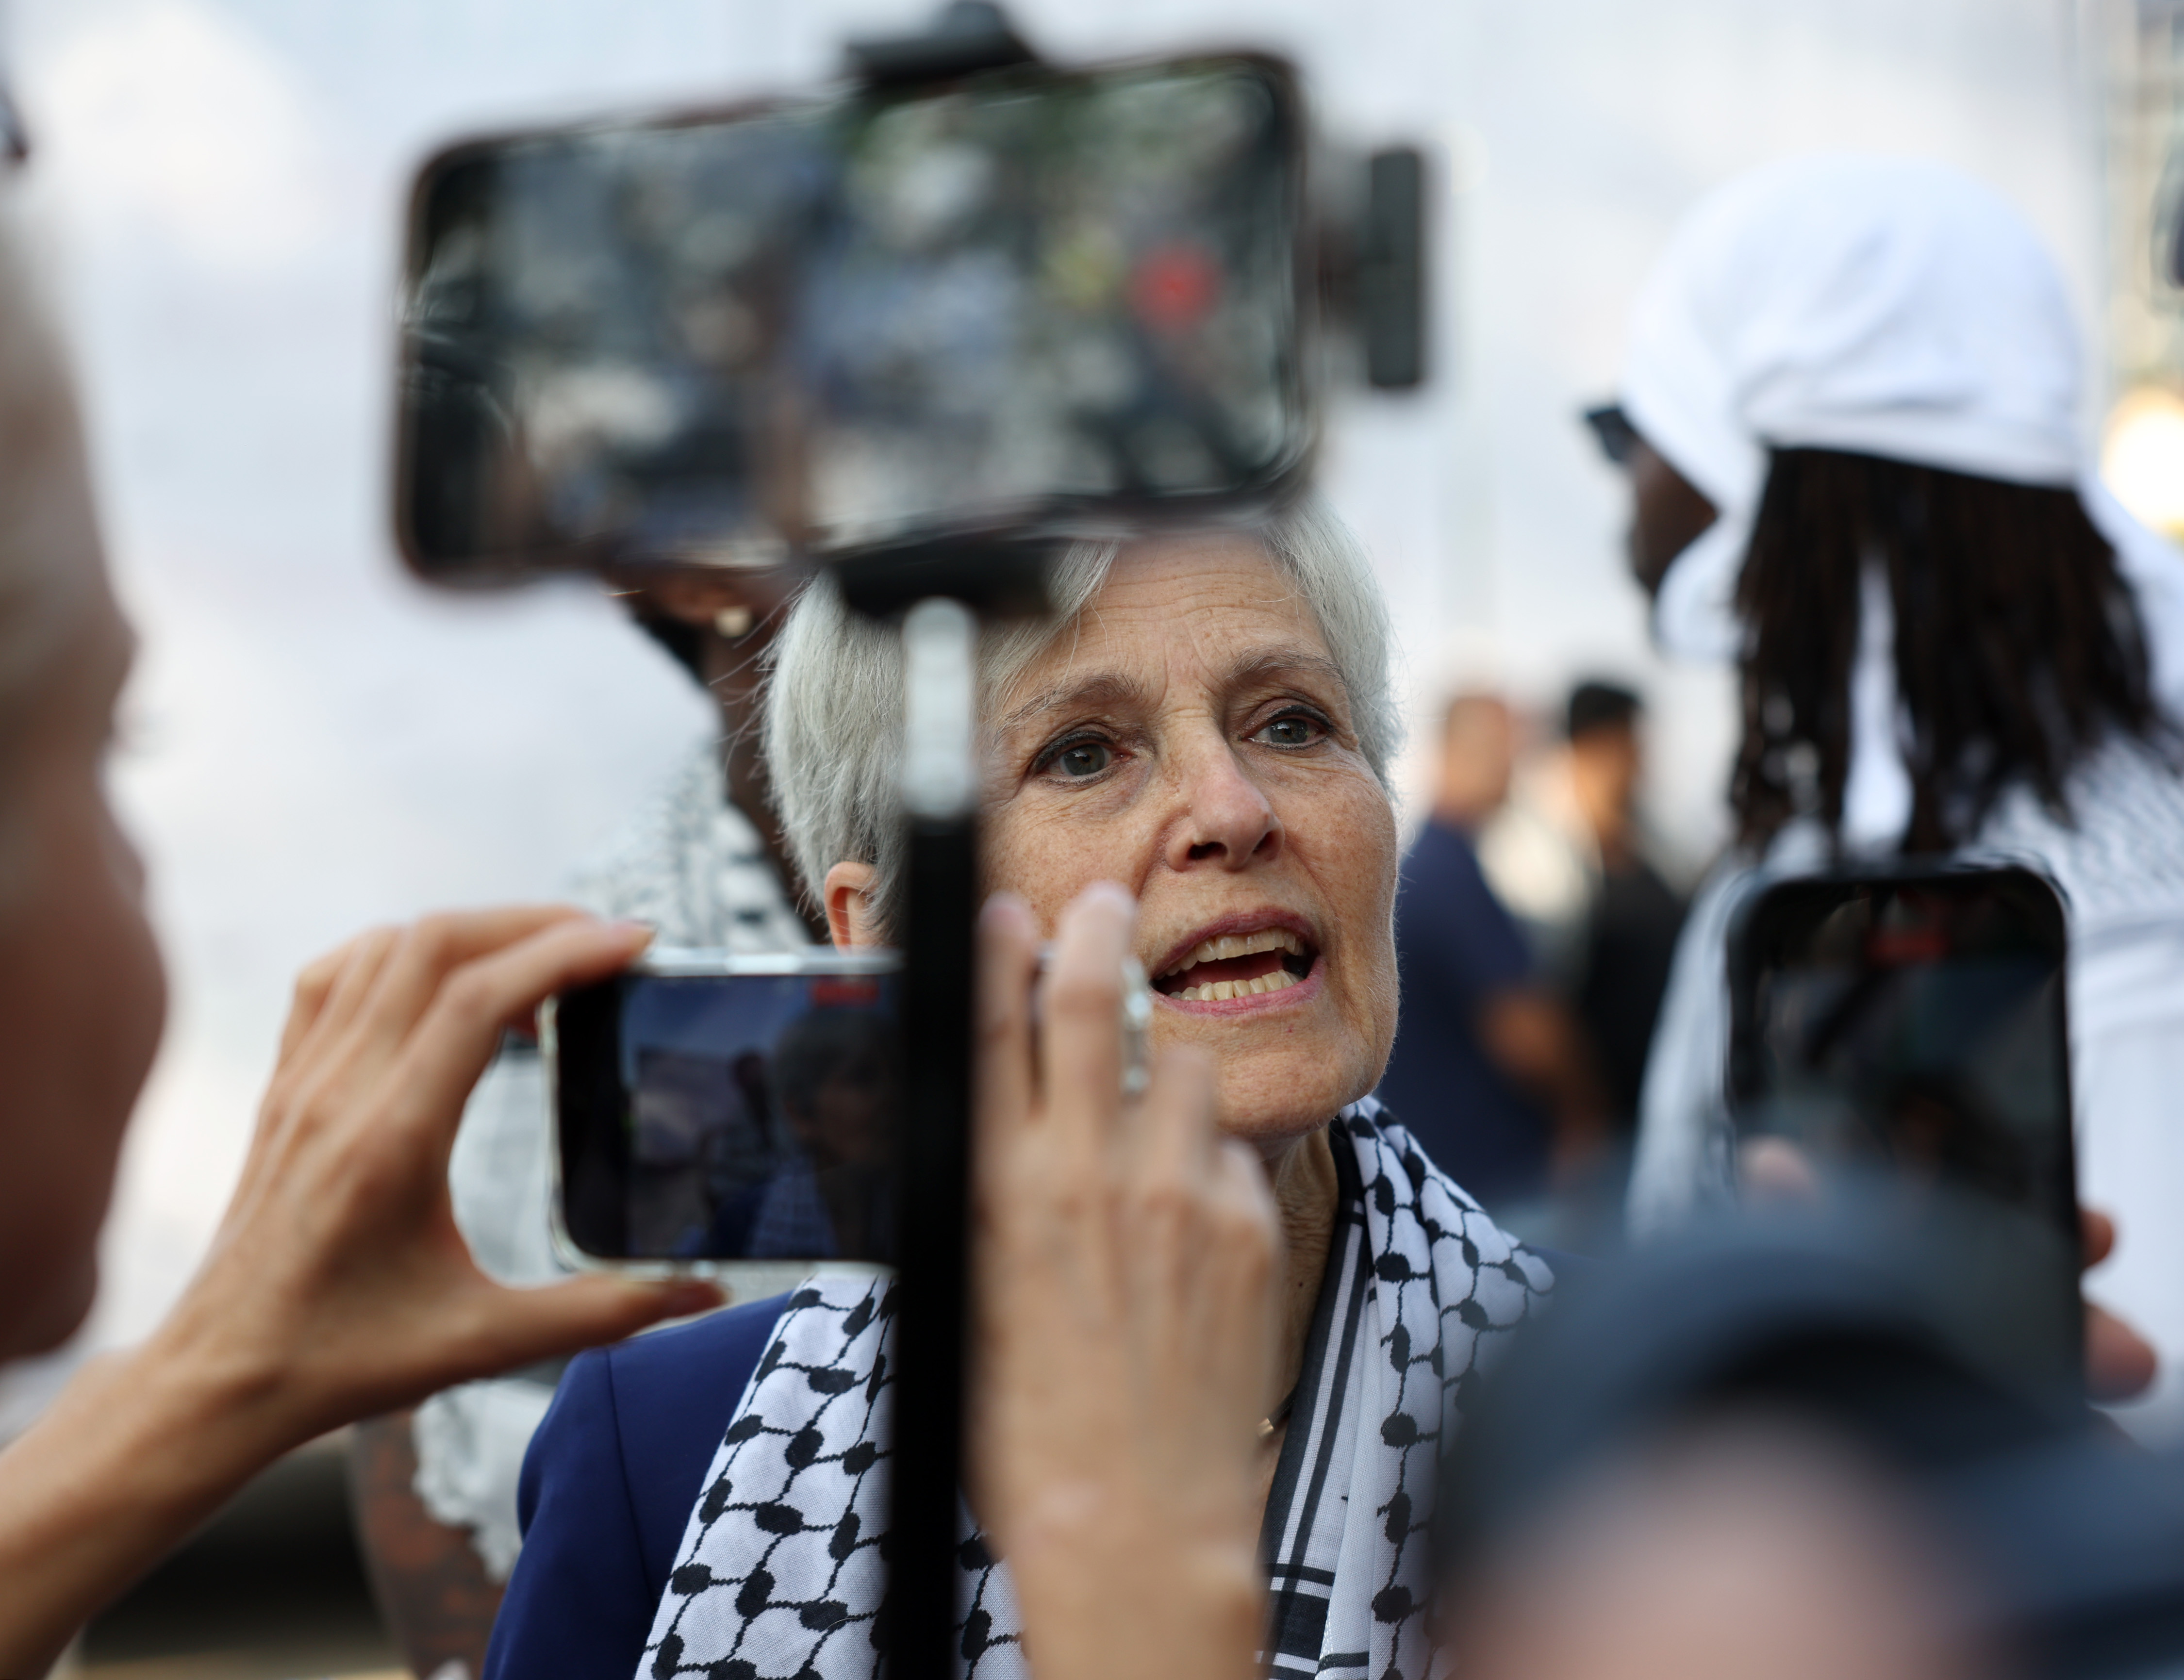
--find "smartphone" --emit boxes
[1726,865,2082,1403]
[546,949,903,1295]
[396,53,1309,583]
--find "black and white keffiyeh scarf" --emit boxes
[633,1099,1552,1680]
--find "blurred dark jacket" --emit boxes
[1376,816,1549,1207]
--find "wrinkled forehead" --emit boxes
[1008,534,1331,703]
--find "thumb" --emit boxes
[2081,1206,2118,1270]
[468,1274,727,1374]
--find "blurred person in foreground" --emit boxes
[1601,155,2184,1440]
[0,199,731,1673]
[1438,1207,2184,1680]
[349,569,814,1680]
[1375,692,1608,1215]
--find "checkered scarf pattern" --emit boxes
[633,1101,1551,1680]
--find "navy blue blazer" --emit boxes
[482,1294,789,1680]
[483,1252,1592,1679]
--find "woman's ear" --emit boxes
[822,862,881,949]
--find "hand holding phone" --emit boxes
[0,909,721,1680]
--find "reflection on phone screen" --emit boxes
[559,969,901,1265]
[1731,870,2081,1400]
[1745,883,2070,1226]
[401,58,1303,575]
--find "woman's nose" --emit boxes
[1164,742,1282,871]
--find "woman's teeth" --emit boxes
[1174,928,1305,970]
[1171,967,1304,1003]
[1159,929,1312,1003]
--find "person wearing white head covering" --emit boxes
[1615,153,2184,1441]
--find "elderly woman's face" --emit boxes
[983,535,1399,1147]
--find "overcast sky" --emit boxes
[0,0,2109,1362]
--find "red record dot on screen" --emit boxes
[1130,243,1221,334]
[1865,926,1949,966]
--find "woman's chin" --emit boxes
[1208,1053,1379,1153]
[1156,982,1384,1146]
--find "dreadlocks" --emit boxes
[1732,447,2167,854]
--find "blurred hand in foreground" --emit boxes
[972,884,1277,1680]
[0,907,719,1676]
[2081,1209,2158,1405]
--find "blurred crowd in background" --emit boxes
[1379,676,1688,1247]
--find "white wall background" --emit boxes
[0,0,2104,1362]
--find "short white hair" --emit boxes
[765,497,1399,935]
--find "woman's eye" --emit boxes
[1257,713,1324,748]
[1049,740,1113,778]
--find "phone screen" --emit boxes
[398,56,1304,580]
[1729,867,2080,1398]
[801,60,1302,547]
[552,961,901,1268]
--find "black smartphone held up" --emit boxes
[396,52,1311,583]
[1726,865,2082,1405]
[546,950,903,1296]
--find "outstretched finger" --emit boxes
[350,906,598,1063]
[2082,1207,2118,1270]
[277,933,384,1065]
[442,1275,727,1388]
[285,926,402,1069]
[1203,1137,1280,1423]
[1127,1042,1221,1187]
[1210,1136,1278,1249]
[386,917,654,1149]
[1040,882,1136,1160]
[2088,1300,2160,1402]
[976,893,1042,1158]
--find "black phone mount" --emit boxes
[883,599,988,1680]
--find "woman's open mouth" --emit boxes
[1152,926,1319,1005]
